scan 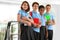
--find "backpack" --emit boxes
[29,12,40,24]
[30,12,32,16]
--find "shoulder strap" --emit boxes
[30,12,32,16]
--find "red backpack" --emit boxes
[29,12,40,24]
[30,12,32,16]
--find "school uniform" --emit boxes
[44,13,55,40]
[30,11,41,40]
[39,14,47,40]
[18,10,35,40]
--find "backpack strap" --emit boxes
[30,12,32,16]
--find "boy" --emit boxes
[30,2,41,40]
[44,4,55,40]
[39,5,47,40]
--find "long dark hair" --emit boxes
[21,1,30,12]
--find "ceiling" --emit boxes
[0,0,60,5]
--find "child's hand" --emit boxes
[47,20,52,25]
[37,22,41,28]
[33,23,37,27]
[27,22,32,26]
[37,24,41,28]
[48,20,52,23]
[33,23,41,28]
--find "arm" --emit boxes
[17,14,29,24]
[17,14,32,26]
[47,14,55,25]
[17,14,21,22]
[50,20,55,25]
[17,14,24,22]
[22,16,34,24]
[47,20,55,25]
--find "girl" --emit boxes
[17,1,35,40]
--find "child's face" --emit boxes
[22,3,28,11]
[33,4,39,11]
[46,6,51,12]
[39,8,45,14]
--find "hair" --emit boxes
[21,1,30,12]
[39,5,45,10]
[46,4,51,7]
[32,2,39,7]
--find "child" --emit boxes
[44,4,55,40]
[17,1,34,40]
[39,5,48,40]
[30,2,41,40]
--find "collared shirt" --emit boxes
[18,10,31,18]
[18,10,32,26]
[44,12,55,30]
[31,11,41,33]
[39,14,46,26]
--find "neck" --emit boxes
[33,9,37,12]
[46,11,50,13]
[40,13,43,16]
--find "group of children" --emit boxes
[17,1,55,40]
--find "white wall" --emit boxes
[0,4,19,23]
[52,4,60,40]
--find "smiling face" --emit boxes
[46,6,51,13]
[22,2,28,11]
[39,5,45,15]
[33,4,39,11]
[39,8,45,15]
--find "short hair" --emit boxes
[39,5,45,10]
[32,2,39,7]
[46,4,51,7]
[21,1,30,12]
